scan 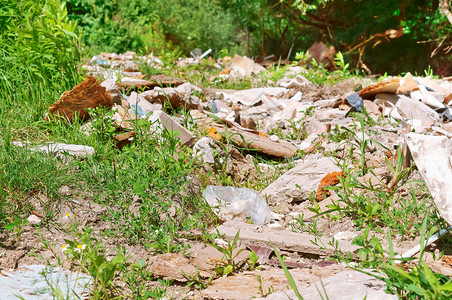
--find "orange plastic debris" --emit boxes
[207,126,222,140]
[316,171,345,201]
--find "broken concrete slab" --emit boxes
[406,133,452,225]
[13,142,95,158]
[127,91,157,116]
[258,269,397,300]
[201,265,344,300]
[396,95,439,129]
[148,111,195,145]
[215,220,358,256]
[262,156,340,205]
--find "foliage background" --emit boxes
[65,0,452,75]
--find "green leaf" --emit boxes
[223,265,233,276]
[271,242,304,300]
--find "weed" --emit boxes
[182,266,213,290]
[354,215,452,299]
[257,275,275,297]
[248,250,259,271]
[209,230,246,277]
[271,243,304,300]
[4,216,29,244]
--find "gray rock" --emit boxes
[277,74,312,89]
[193,137,215,164]
[313,108,347,121]
[262,156,340,205]
[100,79,123,105]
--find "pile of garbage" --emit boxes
[39,51,452,227]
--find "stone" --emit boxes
[147,253,198,282]
[112,104,134,129]
[262,156,341,205]
[100,79,123,105]
[26,215,41,225]
[364,100,381,116]
[175,82,202,94]
[345,92,363,112]
[193,137,215,164]
[48,76,112,123]
[290,90,303,101]
[397,72,418,94]
[313,108,347,121]
[277,74,312,89]
[228,54,267,79]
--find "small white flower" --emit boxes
[74,244,86,252]
[61,245,69,252]
[63,213,73,219]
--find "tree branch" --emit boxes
[439,0,452,26]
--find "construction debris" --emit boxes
[48,76,112,122]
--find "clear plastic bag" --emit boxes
[203,186,272,225]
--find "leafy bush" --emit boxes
[67,0,237,55]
